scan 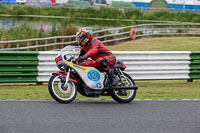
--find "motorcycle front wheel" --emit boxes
[48,74,77,103]
[110,72,137,103]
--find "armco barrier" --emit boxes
[0,51,38,82]
[0,51,200,83]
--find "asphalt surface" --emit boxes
[0,100,200,133]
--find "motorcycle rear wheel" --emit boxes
[48,74,77,103]
[110,72,137,103]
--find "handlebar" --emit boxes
[63,55,77,64]
[69,56,75,61]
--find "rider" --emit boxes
[76,27,119,86]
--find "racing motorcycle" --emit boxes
[48,46,138,103]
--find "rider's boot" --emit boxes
[107,68,121,86]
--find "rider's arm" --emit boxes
[85,40,98,58]
[79,49,86,57]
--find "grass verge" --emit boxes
[107,37,200,51]
[0,80,199,100]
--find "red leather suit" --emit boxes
[78,37,116,71]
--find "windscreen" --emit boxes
[58,46,81,55]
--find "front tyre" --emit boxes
[48,74,77,103]
[110,72,137,103]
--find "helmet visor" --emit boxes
[76,32,85,46]
[76,32,81,44]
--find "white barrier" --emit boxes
[37,51,191,81]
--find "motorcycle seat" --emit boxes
[112,61,126,70]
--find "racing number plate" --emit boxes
[87,70,100,82]
[55,56,62,63]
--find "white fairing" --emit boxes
[63,60,105,90]
[57,46,105,90]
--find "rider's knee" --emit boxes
[99,60,107,68]
[99,60,109,71]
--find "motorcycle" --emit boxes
[48,46,138,103]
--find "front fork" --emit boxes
[54,69,78,85]
[63,68,71,88]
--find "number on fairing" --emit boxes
[87,70,100,81]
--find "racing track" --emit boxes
[0,100,199,133]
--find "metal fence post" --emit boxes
[27,42,30,51]
[35,40,38,51]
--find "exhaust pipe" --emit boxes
[104,85,138,90]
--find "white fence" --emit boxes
[1,23,200,51]
[37,51,191,81]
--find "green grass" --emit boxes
[1,5,200,41]
[107,37,200,51]
[0,5,200,22]
[0,80,200,100]
[136,80,200,99]
[0,23,77,41]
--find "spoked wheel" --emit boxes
[110,72,137,103]
[48,74,77,103]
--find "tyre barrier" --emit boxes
[0,51,38,82]
[0,51,200,82]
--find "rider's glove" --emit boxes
[77,55,87,62]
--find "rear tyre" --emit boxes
[48,74,77,103]
[110,72,137,103]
